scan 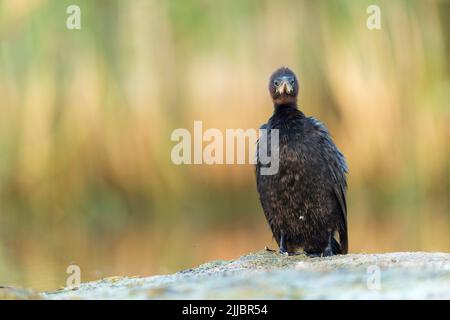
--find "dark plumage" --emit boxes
[256,67,348,257]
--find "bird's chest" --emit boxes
[260,133,327,215]
[277,133,320,176]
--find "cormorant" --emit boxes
[256,67,348,257]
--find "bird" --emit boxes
[255,67,348,257]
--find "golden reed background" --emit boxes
[0,0,449,290]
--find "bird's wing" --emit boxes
[308,117,349,253]
[255,123,275,225]
[255,123,268,166]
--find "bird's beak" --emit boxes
[276,80,293,94]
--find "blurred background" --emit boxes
[0,0,449,291]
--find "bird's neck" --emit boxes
[270,104,305,128]
[273,103,304,117]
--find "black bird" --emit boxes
[256,67,348,257]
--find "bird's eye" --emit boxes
[290,79,295,85]
[273,79,280,86]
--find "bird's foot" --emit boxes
[304,251,322,258]
[279,248,305,256]
[265,246,302,256]
[286,251,305,256]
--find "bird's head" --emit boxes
[268,67,299,107]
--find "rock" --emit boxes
[0,286,42,300]
[11,251,450,299]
